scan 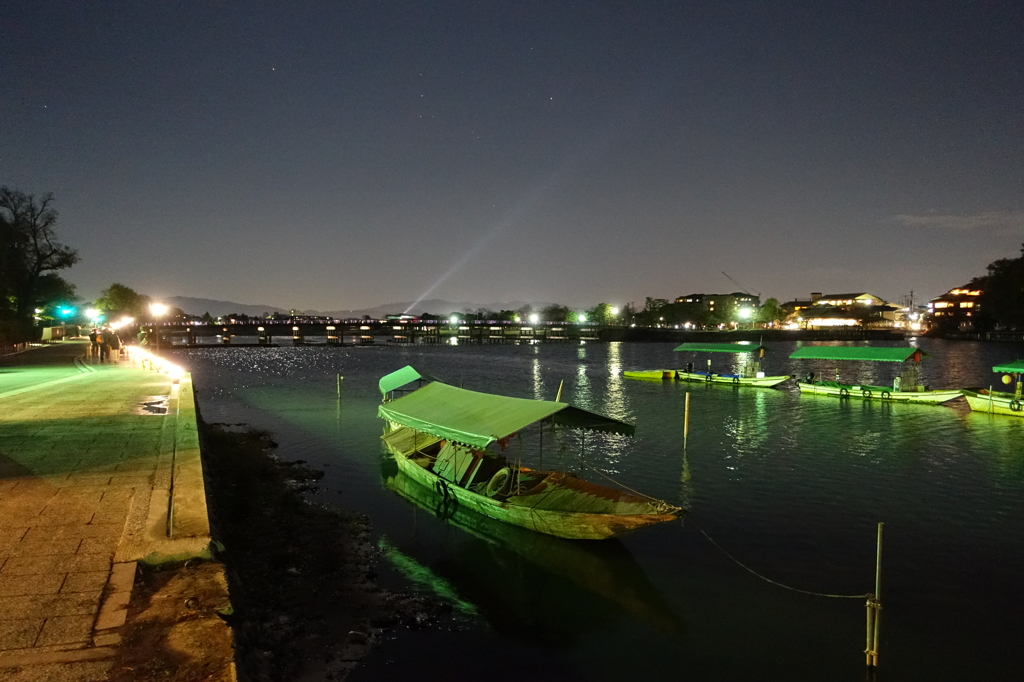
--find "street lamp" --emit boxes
[529,313,539,325]
[150,302,168,352]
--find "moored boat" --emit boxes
[673,342,790,387]
[963,360,1024,417]
[622,369,676,380]
[378,366,682,540]
[789,346,962,404]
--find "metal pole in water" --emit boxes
[337,374,343,399]
[989,385,994,413]
[555,379,564,403]
[871,522,883,668]
[684,392,691,449]
[864,594,875,669]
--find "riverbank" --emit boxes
[194,420,449,681]
[0,341,232,680]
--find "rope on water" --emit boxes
[699,528,866,599]
[573,454,660,502]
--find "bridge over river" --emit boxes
[146,321,909,347]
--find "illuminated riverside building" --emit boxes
[780,292,898,330]
[928,286,982,331]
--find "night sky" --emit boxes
[3,1,1022,312]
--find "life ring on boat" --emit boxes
[881,390,892,400]
[485,468,512,497]
[862,389,873,399]
[1010,400,1023,412]
[839,388,850,397]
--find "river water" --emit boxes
[173,339,1024,682]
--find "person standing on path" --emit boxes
[107,326,122,360]
[98,327,110,361]
[89,328,101,359]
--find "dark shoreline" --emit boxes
[196,418,449,681]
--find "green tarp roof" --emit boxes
[788,346,928,362]
[993,360,1024,373]
[379,365,441,395]
[378,381,634,449]
[674,342,766,354]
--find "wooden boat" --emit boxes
[963,360,1024,417]
[789,346,962,404]
[673,342,790,387]
[378,366,682,540]
[621,369,676,380]
[382,466,683,632]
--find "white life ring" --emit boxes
[485,468,512,497]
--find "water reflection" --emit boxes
[381,463,683,645]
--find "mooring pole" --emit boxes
[872,522,883,668]
[337,374,343,399]
[555,379,564,403]
[865,522,883,669]
[684,392,691,449]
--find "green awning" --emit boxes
[379,365,441,395]
[993,360,1024,373]
[378,381,634,448]
[789,346,928,362]
[674,342,766,354]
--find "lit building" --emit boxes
[781,292,897,330]
[675,292,760,317]
[928,286,982,331]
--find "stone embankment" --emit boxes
[0,341,233,681]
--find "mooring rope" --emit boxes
[573,453,661,502]
[699,528,866,599]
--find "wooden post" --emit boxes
[684,392,691,449]
[865,522,883,669]
[872,522,883,668]
[989,385,994,413]
[555,379,564,403]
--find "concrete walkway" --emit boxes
[0,341,213,680]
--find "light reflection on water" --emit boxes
[175,340,1024,682]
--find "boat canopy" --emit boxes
[379,365,442,395]
[674,342,766,354]
[378,381,635,448]
[993,360,1024,373]
[789,346,928,362]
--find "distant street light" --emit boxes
[150,302,168,352]
[529,313,540,325]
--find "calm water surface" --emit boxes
[173,340,1024,682]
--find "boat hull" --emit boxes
[385,447,677,541]
[675,371,790,388]
[623,369,676,380]
[963,389,1024,417]
[796,382,962,404]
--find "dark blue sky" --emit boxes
[3,1,1022,311]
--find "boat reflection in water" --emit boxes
[380,462,683,646]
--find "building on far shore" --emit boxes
[781,292,898,329]
[928,286,982,331]
[675,292,760,317]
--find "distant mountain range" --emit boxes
[166,296,555,319]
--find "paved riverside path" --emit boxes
[0,340,213,679]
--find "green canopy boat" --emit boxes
[671,342,790,387]
[962,360,1024,417]
[789,346,962,404]
[378,366,681,540]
